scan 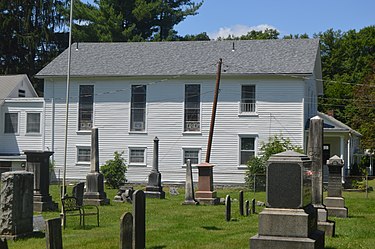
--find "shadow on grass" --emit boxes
[201,226,222,231]
[149,246,167,249]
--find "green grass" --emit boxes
[6,181,375,249]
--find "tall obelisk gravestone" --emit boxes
[145,137,165,199]
[83,128,110,205]
[182,159,198,205]
[308,116,335,236]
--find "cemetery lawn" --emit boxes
[6,180,375,249]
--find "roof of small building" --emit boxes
[317,112,362,137]
[37,39,321,78]
[0,74,36,106]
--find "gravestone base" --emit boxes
[83,172,110,206]
[325,197,348,218]
[250,205,325,249]
[145,186,165,199]
[33,194,58,212]
[317,221,335,237]
[315,204,335,237]
[196,191,220,205]
[182,199,199,205]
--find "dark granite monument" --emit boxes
[239,190,244,216]
[45,218,62,249]
[324,155,348,218]
[307,116,335,236]
[133,190,145,249]
[225,195,231,222]
[24,150,58,212]
[83,128,110,205]
[250,151,325,249]
[0,171,34,239]
[145,137,165,199]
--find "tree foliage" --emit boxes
[0,0,68,94]
[101,151,127,189]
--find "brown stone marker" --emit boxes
[195,163,219,205]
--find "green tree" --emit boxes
[101,151,127,189]
[0,0,68,94]
[245,135,303,190]
[219,28,280,40]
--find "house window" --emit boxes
[129,148,146,165]
[183,148,200,165]
[18,89,25,97]
[240,85,256,113]
[77,147,91,163]
[4,113,18,134]
[79,85,94,130]
[26,113,41,133]
[240,137,255,165]
[130,85,146,131]
[184,84,200,132]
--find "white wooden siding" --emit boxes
[43,76,307,183]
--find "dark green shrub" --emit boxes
[101,151,127,189]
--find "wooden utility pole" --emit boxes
[205,58,222,163]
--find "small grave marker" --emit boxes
[225,195,231,222]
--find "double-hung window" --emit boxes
[130,85,146,132]
[129,148,146,165]
[184,84,200,132]
[79,85,94,130]
[77,147,91,163]
[240,85,256,113]
[26,113,41,134]
[4,113,18,134]
[183,148,200,165]
[240,137,256,165]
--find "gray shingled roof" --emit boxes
[37,39,320,77]
[0,75,29,105]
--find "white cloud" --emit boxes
[209,24,278,39]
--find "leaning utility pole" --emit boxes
[205,58,222,163]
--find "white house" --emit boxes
[33,39,328,184]
[0,75,43,172]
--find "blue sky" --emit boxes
[82,0,375,39]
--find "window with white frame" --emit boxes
[240,137,256,165]
[77,147,91,163]
[129,148,146,165]
[79,85,94,130]
[130,85,146,131]
[4,113,18,134]
[183,148,200,165]
[240,85,256,113]
[184,84,200,132]
[26,113,41,133]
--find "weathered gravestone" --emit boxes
[145,137,165,199]
[120,212,133,249]
[225,195,231,222]
[83,128,110,205]
[182,159,198,205]
[0,171,34,239]
[45,218,62,249]
[251,199,256,214]
[324,155,348,218]
[133,190,145,249]
[72,182,85,206]
[245,200,250,216]
[307,116,335,236]
[24,150,58,212]
[250,151,325,249]
[239,191,244,216]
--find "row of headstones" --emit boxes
[225,191,257,222]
